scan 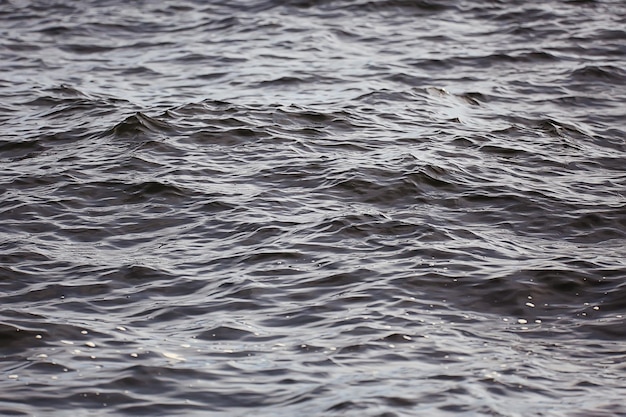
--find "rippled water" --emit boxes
[2,1,626,416]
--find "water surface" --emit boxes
[1,1,626,416]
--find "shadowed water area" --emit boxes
[1,0,626,416]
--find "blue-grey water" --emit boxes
[1,1,626,416]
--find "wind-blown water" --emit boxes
[1,1,625,416]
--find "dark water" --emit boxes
[2,0,626,415]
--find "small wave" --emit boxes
[569,64,626,84]
[107,112,177,138]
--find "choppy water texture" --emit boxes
[1,0,626,416]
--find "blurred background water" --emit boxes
[1,0,626,416]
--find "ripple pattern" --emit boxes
[1,1,626,416]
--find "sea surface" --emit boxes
[1,1,625,416]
